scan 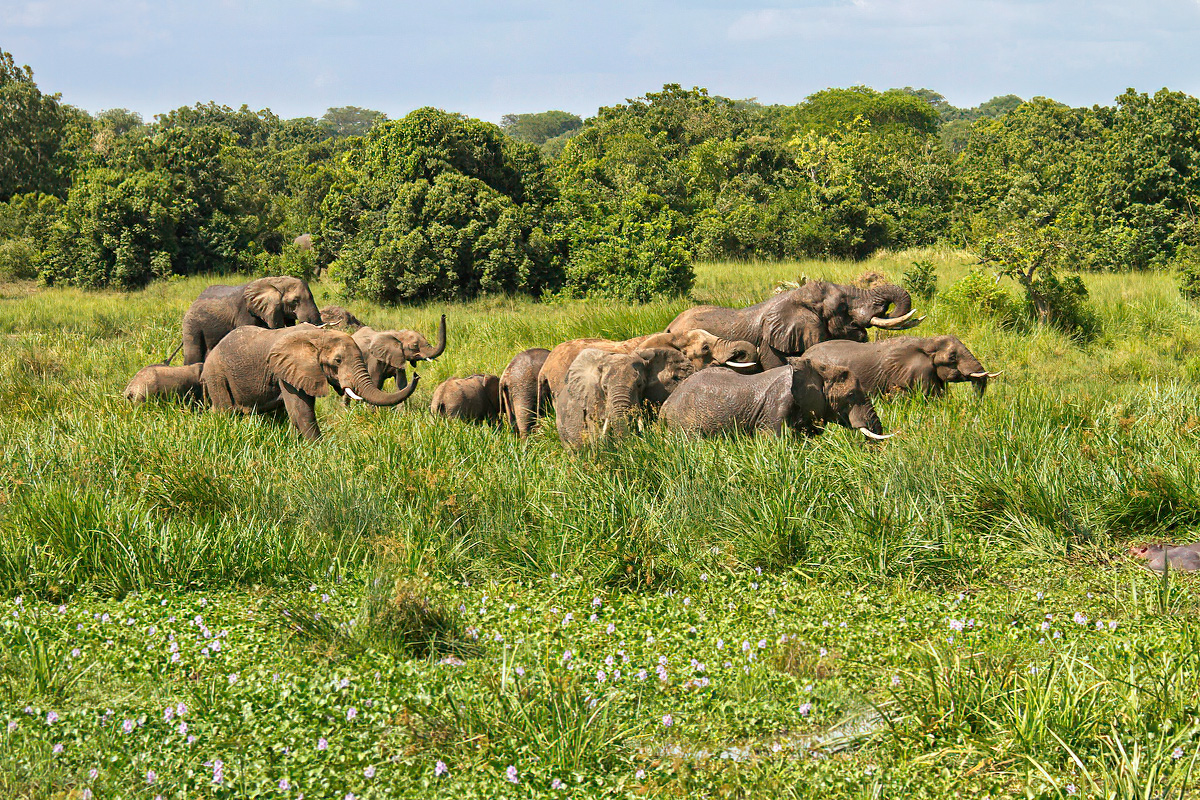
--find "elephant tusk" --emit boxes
[724,361,758,369]
[869,310,920,329]
[345,387,365,401]
[970,371,1003,379]
[858,427,897,441]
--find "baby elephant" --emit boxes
[431,374,502,423]
[500,347,551,437]
[124,363,205,404]
[659,357,890,440]
[1130,543,1200,572]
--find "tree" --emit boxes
[500,111,582,145]
[321,108,563,303]
[318,106,387,138]
[0,50,77,200]
[781,86,940,138]
[95,108,144,137]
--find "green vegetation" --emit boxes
[1,252,1199,797]
[8,46,1200,308]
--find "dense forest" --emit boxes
[3,48,1200,309]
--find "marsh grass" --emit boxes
[2,250,1200,796]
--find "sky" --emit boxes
[3,0,1200,123]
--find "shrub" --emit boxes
[941,269,1021,325]
[0,237,37,280]
[903,259,938,300]
[558,197,693,301]
[321,108,564,303]
[1174,244,1200,301]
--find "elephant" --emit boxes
[1130,543,1200,573]
[351,315,447,395]
[124,362,204,404]
[179,276,323,365]
[319,305,365,331]
[201,324,418,440]
[803,335,1001,397]
[499,347,551,437]
[431,374,502,423]
[538,329,759,412]
[556,347,695,448]
[659,357,890,440]
[666,281,922,370]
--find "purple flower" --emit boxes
[122,719,135,734]
[662,714,673,727]
[561,650,572,663]
[1174,747,1185,760]
[52,743,63,754]
[164,706,174,722]
[318,737,328,751]
[46,711,58,725]
[279,778,291,791]
[505,765,519,784]
[1073,612,1088,625]
[146,769,157,784]
[1066,784,1077,796]
[210,758,224,784]
[178,721,188,736]
[364,765,376,778]
[636,769,646,780]
[596,670,606,683]
[346,707,357,721]
[799,702,812,715]
[88,769,98,780]
[227,673,238,685]
[592,597,602,607]
[7,720,17,732]
[435,760,448,776]
[81,790,93,800]
[71,648,81,658]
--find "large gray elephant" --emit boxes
[202,325,418,440]
[499,347,551,437]
[556,347,695,448]
[804,335,1001,397]
[538,329,758,412]
[352,315,447,393]
[179,276,322,365]
[659,357,890,439]
[431,374,501,423]
[666,281,921,369]
[124,363,204,404]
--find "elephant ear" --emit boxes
[762,291,823,355]
[245,280,287,328]
[268,334,329,397]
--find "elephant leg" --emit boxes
[182,333,206,366]
[279,384,321,440]
[204,376,234,411]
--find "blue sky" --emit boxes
[4,0,1200,123]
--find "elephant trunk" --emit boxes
[869,284,912,320]
[715,338,758,369]
[605,390,635,435]
[297,300,324,326]
[345,359,419,406]
[846,400,884,436]
[422,315,447,360]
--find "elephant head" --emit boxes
[365,315,447,370]
[244,277,323,328]
[558,348,657,447]
[639,329,759,372]
[319,305,365,331]
[267,328,419,406]
[629,347,696,407]
[920,335,1000,396]
[789,357,888,440]
[841,282,918,332]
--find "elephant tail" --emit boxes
[162,340,184,366]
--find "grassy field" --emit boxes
[1,249,1199,798]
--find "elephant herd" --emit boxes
[124,275,1000,447]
